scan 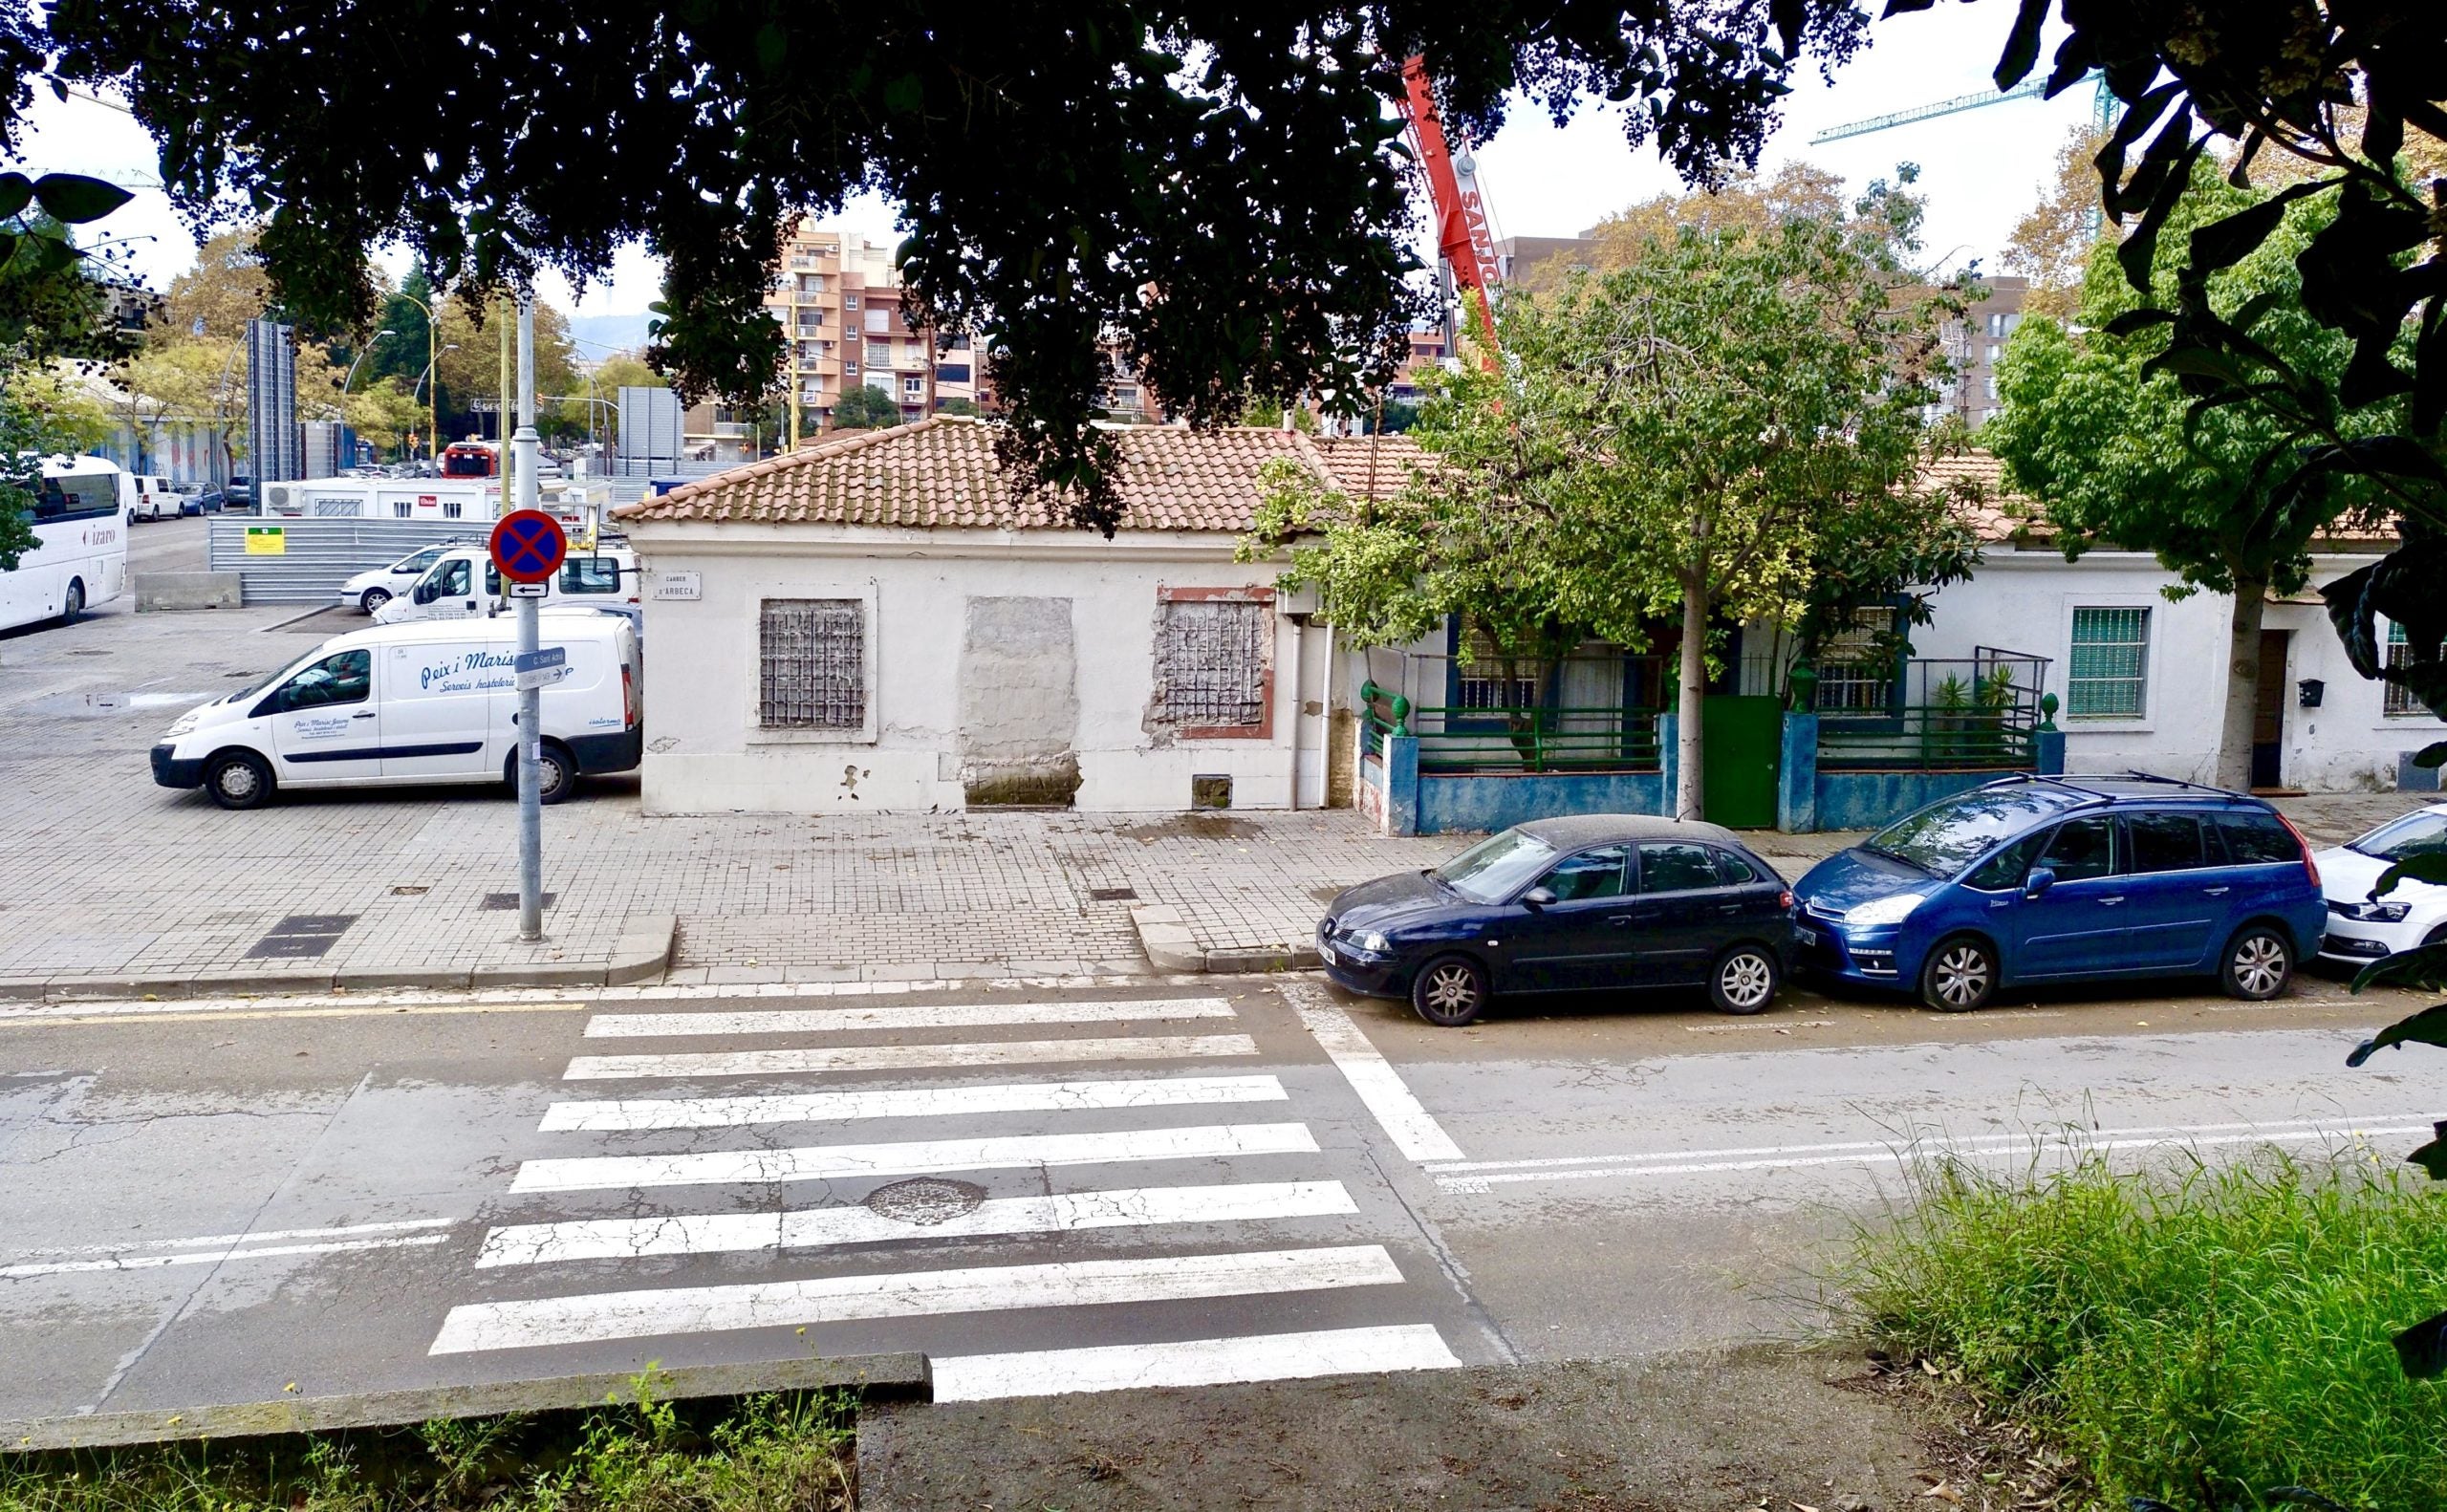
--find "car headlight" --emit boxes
[2339,899,2413,922]
[162,714,199,740]
[1353,931,1391,953]
[1845,893,1925,928]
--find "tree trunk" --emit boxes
[1676,581,1707,821]
[2217,574,2267,791]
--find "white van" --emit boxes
[373,544,639,625]
[129,475,182,522]
[149,609,643,810]
[337,538,483,615]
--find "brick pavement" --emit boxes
[0,597,2429,991]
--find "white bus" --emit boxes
[3,455,130,632]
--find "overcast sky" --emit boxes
[11,4,2092,327]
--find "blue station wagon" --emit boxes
[1791,774,2327,1011]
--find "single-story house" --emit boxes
[610,418,1420,814]
[1898,451,2434,794]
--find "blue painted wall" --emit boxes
[1417,770,1668,834]
[1814,769,2006,832]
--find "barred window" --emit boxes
[2068,606,2149,719]
[1154,597,1267,730]
[2388,621,2444,717]
[1816,603,1900,715]
[759,598,866,729]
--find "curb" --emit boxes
[0,914,676,1004]
[1126,905,1316,976]
[0,1352,931,1453]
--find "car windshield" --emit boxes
[2350,810,2447,865]
[1866,788,2080,879]
[1434,828,1559,903]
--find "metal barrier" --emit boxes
[1815,651,2050,771]
[206,518,488,604]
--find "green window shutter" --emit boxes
[2068,606,2149,719]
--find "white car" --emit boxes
[149,609,643,810]
[338,540,481,615]
[373,544,639,625]
[2315,804,2447,966]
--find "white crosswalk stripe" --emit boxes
[562,1032,1258,1081]
[433,986,1469,1395]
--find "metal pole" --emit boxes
[498,297,515,504]
[514,295,544,942]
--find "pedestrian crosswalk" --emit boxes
[430,984,1470,1400]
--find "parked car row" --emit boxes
[1323,773,2351,1026]
[126,476,230,520]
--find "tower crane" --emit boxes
[1811,71,2116,145]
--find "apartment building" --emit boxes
[1932,273,2026,429]
[766,227,983,440]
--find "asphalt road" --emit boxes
[1,968,2429,1422]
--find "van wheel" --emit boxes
[1710,945,1780,1015]
[359,587,391,614]
[59,579,84,623]
[506,745,579,805]
[1920,935,1997,1012]
[2221,925,2292,1001]
[206,751,274,810]
[1411,955,1488,1027]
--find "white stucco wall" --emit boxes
[623,522,1343,814]
[1913,547,2436,791]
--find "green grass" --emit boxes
[1848,1150,2447,1510]
[0,1388,853,1512]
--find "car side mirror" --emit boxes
[2024,868,2057,899]
[1522,887,1557,909]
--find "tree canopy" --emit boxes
[830,383,902,432]
[6,1,1873,532]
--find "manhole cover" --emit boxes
[390,884,430,896]
[1088,886,1137,901]
[865,1177,985,1226]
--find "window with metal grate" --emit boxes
[759,598,866,729]
[2068,606,2150,719]
[1153,598,1267,731]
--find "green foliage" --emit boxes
[828,383,901,431]
[1851,1151,2447,1510]
[0,1390,855,1512]
[0,211,113,360]
[935,397,979,419]
[0,344,115,571]
[18,3,1874,533]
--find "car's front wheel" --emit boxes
[1410,954,1488,1027]
[1709,944,1780,1015]
[359,587,392,615]
[206,751,274,810]
[2221,924,2293,1001]
[1920,935,1997,1012]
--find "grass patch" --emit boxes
[0,1386,853,1512]
[1848,1149,2447,1510]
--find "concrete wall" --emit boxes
[1417,770,1666,834]
[1913,547,2436,791]
[625,523,1334,814]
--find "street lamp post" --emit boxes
[397,290,440,459]
[339,329,398,398]
[413,344,462,464]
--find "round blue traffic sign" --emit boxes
[489,509,568,584]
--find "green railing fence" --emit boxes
[1363,658,1665,774]
[1811,649,2049,772]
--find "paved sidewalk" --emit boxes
[0,598,2426,996]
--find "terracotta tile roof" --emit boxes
[611,418,1418,532]
[1918,447,2046,544]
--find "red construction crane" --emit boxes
[1397,55,1501,356]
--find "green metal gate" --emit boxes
[1701,695,1782,829]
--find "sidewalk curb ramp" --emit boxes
[0,1351,930,1453]
[0,916,677,1004]
[1127,904,1318,976]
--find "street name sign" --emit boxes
[514,645,569,691]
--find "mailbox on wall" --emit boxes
[2298,678,2325,708]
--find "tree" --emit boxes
[1987,162,2387,790]
[15,3,1873,532]
[0,343,115,569]
[0,210,115,358]
[431,297,579,443]
[1565,162,1848,286]
[2002,127,2111,323]
[158,227,270,342]
[830,383,901,432]
[342,375,422,456]
[936,396,980,419]
[1787,439,1984,677]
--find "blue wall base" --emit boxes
[1815,769,2008,832]
[1417,771,1668,834]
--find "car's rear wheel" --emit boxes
[1709,944,1779,1015]
[2221,924,2292,1001]
[59,579,84,623]
[359,587,392,615]
[1920,935,1996,1012]
[206,751,274,810]
[1411,955,1488,1027]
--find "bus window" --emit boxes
[34,471,119,521]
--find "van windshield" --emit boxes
[1866,788,2083,878]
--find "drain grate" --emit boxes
[1088,886,1138,902]
[243,914,357,960]
[390,885,430,896]
[865,1177,985,1226]
[481,892,556,911]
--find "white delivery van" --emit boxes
[150,609,643,810]
[373,544,639,625]
[336,538,483,614]
[129,475,182,521]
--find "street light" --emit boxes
[339,329,397,397]
[397,289,441,461]
[414,344,461,462]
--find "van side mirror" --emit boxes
[1522,887,1557,909]
[413,578,438,604]
[2024,868,2057,899]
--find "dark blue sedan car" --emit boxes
[1791,774,2328,1011]
[1318,815,1797,1026]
